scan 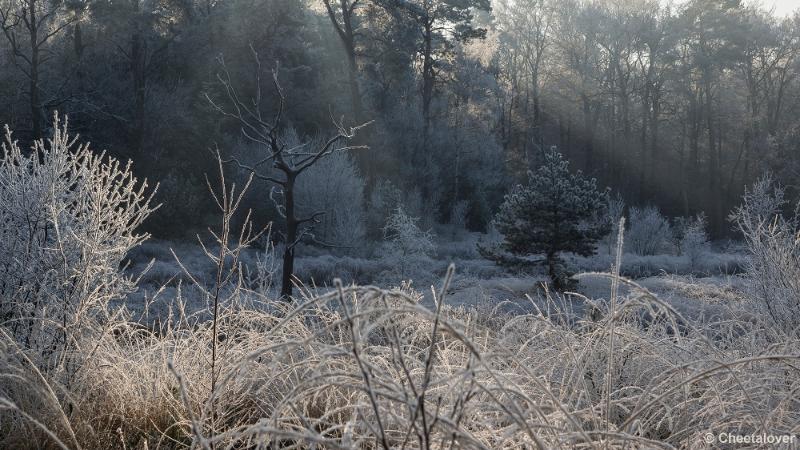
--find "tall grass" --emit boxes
[5,261,798,448]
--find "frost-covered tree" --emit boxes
[207,55,369,299]
[382,206,435,259]
[678,213,710,269]
[492,147,608,289]
[729,175,800,334]
[0,114,156,361]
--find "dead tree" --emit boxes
[207,50,370,299]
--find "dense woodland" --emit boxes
[2,0,800,241]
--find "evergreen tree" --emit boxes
[493,147,609,289]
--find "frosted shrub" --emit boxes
[678,214,710,270]
[627,206,671,256]
[290,131,367,248]
[730,175,800,335]
[382,206,436,258]
[734,175,786,222]
[366,180,403,239]
[0,115,157,362]
[247,232,278,293]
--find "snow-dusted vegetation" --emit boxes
[1,120,798,449]
[3,0,800,448]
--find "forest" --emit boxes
[1,0,800,448]
[2,0,800,238]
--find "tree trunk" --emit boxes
[705,73,722,236]
[581,94,593,171]
[648,94,660,200]
[322,0,362,121]
[639,87,649,201]
[532,72,542,151]
[421,19,434,135]
[546,252,563,291]
[28,0,41,138]
[689,91,701,213]
[679,118,689,216]
[131,28,146,157]
[346,49,363,121]
[281,173,297,299]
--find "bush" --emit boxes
[382,206,436,258]
[677,214,711,270]
[366,180,403,240]
[0,114,157,361]
[627,206,671,256]
[729,175,800,335]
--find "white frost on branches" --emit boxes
[382,206,435,258]
[0,114,157,358]
[730,175,800,334]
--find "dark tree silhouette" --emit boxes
[0,0,78,138]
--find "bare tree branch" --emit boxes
[206,49,371,298]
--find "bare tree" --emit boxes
[496,0,553,151]
[555,0,604,171]
[207,50,370,299]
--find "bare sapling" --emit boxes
[170,152,266,445]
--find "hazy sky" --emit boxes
[759,0,800,16]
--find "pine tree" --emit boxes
[493,147,608,290]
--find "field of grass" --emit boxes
[2,126,798,449]
[3,229,799,449]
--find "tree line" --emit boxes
[1,0,798,239]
